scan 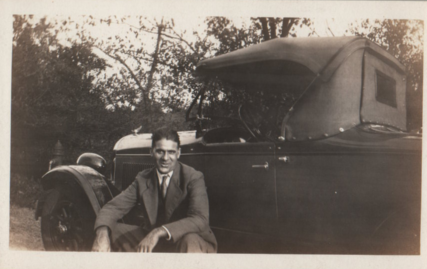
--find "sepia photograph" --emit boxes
[1,1,426,268]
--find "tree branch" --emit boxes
[120,21,199,54]
[141,27,198,54]
[94,46,149,109]
[119,49,194,75]
[139,57,193,75]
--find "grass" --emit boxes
[9,204,44,251]
[9,173,44,250]
[10,173,43,209]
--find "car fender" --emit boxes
[35,165,114,220]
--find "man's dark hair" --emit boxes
[151,127,180,148]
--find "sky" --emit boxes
[34,15,364,76]
[38,15,423,68]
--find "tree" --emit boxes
[205,17,314,55]
[255,17,312,40]
[43,16,316,138]
[11,15,124,175]
[12,15,215,176]
[57,15,213,133]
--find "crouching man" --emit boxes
[92,127,217,253]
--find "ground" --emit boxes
[9,205,44,251]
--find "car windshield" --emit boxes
[189,61,315,140]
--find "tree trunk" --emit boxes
[145,20,164,125]
[269,18,277,39]
[281,18,296,37]
[259,18,270,41]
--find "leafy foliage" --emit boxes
[10,173,42,208]
[12,16,128,175]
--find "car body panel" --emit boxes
[114,130,201,151]
[274,131,421,253]
[39,37,421,254]
[198,142,277,235]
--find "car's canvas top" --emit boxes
[197,36,405,81]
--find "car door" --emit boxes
[201,142,277,236]
[274,135,421,254]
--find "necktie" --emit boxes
[161,175,169,199]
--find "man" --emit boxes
[92,127,217,253]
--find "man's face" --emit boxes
[152,138,180,174]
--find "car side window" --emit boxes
[375,70,397,108]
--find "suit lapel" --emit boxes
[164,163,183,221]
[140,169,158,227]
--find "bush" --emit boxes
[10,173,43,209]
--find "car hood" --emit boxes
[113,130,202,151]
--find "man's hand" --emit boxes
[137,227,168,252]
[92,226,111,252]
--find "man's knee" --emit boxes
[176,233,215,253]
[110,223,146,252]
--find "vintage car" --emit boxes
[35,36,421,254]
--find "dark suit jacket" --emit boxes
[94,162,217,250]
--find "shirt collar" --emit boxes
[156,170,173,183]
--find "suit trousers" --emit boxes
[110,223,216,253]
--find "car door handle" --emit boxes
[278,156,290,163]
[252,162,269,171]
